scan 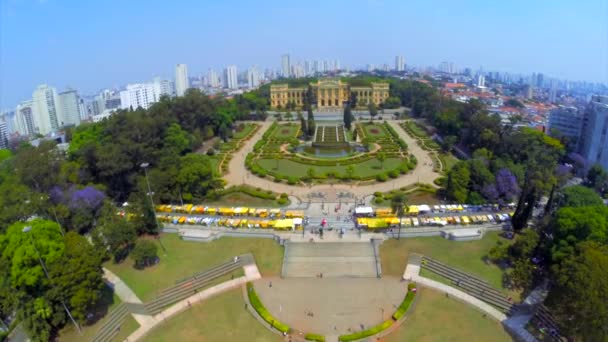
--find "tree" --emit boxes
[441,135,458,152]
[390,193,408,239]
[306,167,316,180]
[299,114,308,139]
[307,106,315,137]
[285,111,293,121]
[376,152,386,169]
[92,202,137,262]
[586,164,608,195]
[546,242,608,341]
[559,185,604,208]
[352,128,358,141]
[163,123,192,155]
[345,165,355,179]
[368,102,378,120]
[343,105,353,130]
[176,154,219,201]
[130,240,158,269]
[47,232,104,322]
[383,96,401,109]
[446,162,471,202]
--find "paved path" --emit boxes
[222,120,441,200]
[103,268,143,304]
[403,262,507,322]
[125,262,263,341]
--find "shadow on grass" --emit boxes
[83,285,117,326]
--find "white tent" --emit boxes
[355,207,373,215]
[417,205,432,213]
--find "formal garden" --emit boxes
[245,121,417,184]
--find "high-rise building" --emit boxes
[175,64,189,97]
[335,59,341,71]
[281,54,291,78]
[0,121,8,149]
[15,100,35,136]
[154,77,174,98]
[547,106,583,151]
[579,95,608,170]
[247,66,260,88]
[119,83,159,110]
[395,56,405,71]
[31,84,61,135]
[476,74,485,88]
[57,89,81,127]
[207,69,220,87]
[549,81,557,103]
[224,65,238,89]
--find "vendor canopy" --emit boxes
[355,207,373,215]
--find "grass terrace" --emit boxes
[105,234,284,302]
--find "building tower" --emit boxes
[247,66,260,88]
[224,65,238,89]
[175,64,189,97]
[579,95,608,170]
[395,55,405,71]
[31,84,60,135]
[281,54,291,78]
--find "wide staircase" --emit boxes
[91,303,129,342]
[282,242,378,278]
[530,304,564,341]
[420,256,516,315]
[143,255,249,315]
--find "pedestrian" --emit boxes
[269,281,272,288]
[245,303,248,310]
[187,300,191,307]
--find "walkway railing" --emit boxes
[91,302,129,342]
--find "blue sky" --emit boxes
[1,0,607,108]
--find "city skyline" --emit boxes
[1,0,608,108]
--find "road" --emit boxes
[222,120,441,200]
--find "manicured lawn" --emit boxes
[363,123,388,137]
[384,288,512,342]
[232,123,257,139]
[105,235,284,302]
[404,121,429,138]
[405,190,442,205]
[271,124,299,139]
[143,288,280,342]
[439,152,460,172]
[256,157,402,178]
[380,232,517,298]
[203,192,286,207]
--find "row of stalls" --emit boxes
[156,204,304,219]
[157,214,303,230]
[355,203,515,218]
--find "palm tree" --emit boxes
[391,193,408,240]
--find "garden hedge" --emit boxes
[305,333,326,341]
[246,282,290,333]
[392,283,417,320]
[338,319,394,342]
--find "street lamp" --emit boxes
[140,163,167,252]
[22,226,82,335]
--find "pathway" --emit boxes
[222,119,441,199]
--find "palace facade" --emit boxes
[270,79,389,110]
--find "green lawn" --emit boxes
[143,288,280,342]
[105,235,284,302]
[203,192,286,207]
[271,124,299,139]
[256,157,402,178]
[362,123,388,138]
[233,123,257,139]
[439,152,460,172]
[405,189,442,205]
[404,121,429,138]
[384,288,512,342]
[380,232,518,299]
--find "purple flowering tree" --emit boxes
[481,183,500,203]
[495,168,519,201]
[69,186,105,211]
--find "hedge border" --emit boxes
[246,282,290,334]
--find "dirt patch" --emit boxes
[281,129,291,134]
[369,128,380,134]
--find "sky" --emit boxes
[1,0,607,109]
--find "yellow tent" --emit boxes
[375,208,393,217]
[407,206,419,215]
[367,218,389,229]
[249,208,257,216]
[274,219,294,230]
[206,207,217,215]
[357,218,368,227]
[269,209,281,217]
[285,210,304,218]
[456,205,464,211]
[259,220,270,228]
[385,217,400,225]
[256,209,268,217]
[219,207,234,216]
[461,216,470,225]
[402,218,412,226]
[185,204,193,213]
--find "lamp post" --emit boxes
[140,163,167,252]
[22,226,82,335]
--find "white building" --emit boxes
[154,77,174,98]
[0,121,8,149]
[207,69,220,87]
[224,65,238,89]
[395,55,405,71]
[547,106,583,150]
[119,83,158,110]
[58,89,81,127]
[476,74,485,88]
[247,66,260,88]
[281,54,290,78]
[175,63,189,97]
[31,84,61,135]
[15,100,35,136]
[579,95,608,170]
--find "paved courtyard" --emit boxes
[253,277,406,336]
